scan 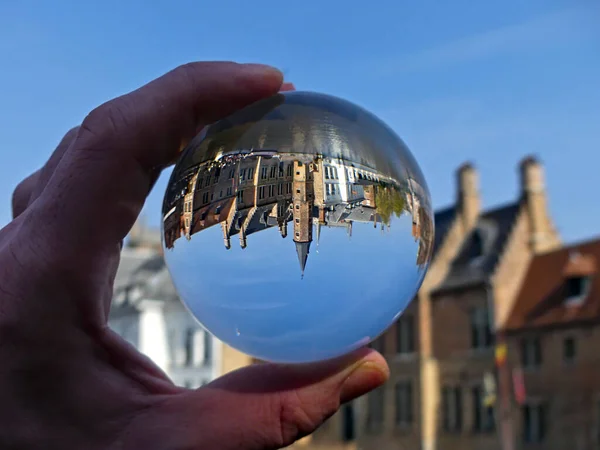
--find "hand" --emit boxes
[1,62,389,450]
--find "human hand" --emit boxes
[1,62,389,450]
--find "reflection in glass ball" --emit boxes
[161,91,434,364]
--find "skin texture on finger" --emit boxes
[122,348,389,450]
[11,127,80,219]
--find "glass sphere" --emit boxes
[161,91,434,364]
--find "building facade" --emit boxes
[500,238,600,450]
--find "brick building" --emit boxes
[500,238,600,450]
[295,155,564,450]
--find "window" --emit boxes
[240,168,247,180]
[366,386,385,432]
[396,315,415,354]
[203,329,212,363]
[228,168,234,179]
[268,185,274,197]
[563,337,576,363]
[521,337,542,368]
[184,329,194,366]
[472,386,495,432]
[270,166,277,178]
[395,382,413,425]
[258,186,265,200]
[565,276,590,306]
[287,165,293,177]
[470,307,493,349]
[236,189,244,202]
[261,167,268,179]
[248,167,254,179]
[442,387,462,433]
[342,404,355,442]
[523,403,546,443]
[226,186,232,196]
[471,230,484,258]
[596,400,600,446]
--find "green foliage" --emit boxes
[376,186,406,225]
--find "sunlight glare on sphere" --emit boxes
[161,91,434,364]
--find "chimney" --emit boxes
[456,162,480,230]
[519,155,558,253]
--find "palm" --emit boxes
[0,62,387,450]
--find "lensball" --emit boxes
[161,91,434,364]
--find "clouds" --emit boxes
[378,4,599,75]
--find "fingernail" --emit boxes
[340,361,389,403]
[241,63,283,77]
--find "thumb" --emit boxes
[127,348,388,450]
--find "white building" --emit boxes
[108,220,246,387]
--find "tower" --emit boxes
[292,160,314,278]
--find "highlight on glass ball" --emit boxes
[161,91,434,364]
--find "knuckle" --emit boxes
[11,172,38,218]
[171,62,203,91]
[81,100,129,141]
[275,389,340,446]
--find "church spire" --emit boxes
[295,241,311,278]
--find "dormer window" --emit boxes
[472,231,484,258]
[565,276,590,306]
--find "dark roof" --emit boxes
[433,202,521,294]
[432,206,457,256]
[504,238,600,332]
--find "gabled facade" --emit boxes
[427,156,560,450]
[500,238,600,450]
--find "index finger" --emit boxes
[24,62,284,266]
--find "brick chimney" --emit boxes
[519,155,559,253]
[457,162,480,230]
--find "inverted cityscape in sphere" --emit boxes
[161,91,434,363]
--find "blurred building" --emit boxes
[501,238,600,450]
[295,156,589,450]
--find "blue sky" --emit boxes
[1,0,599,243]
[164,213,420,362]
